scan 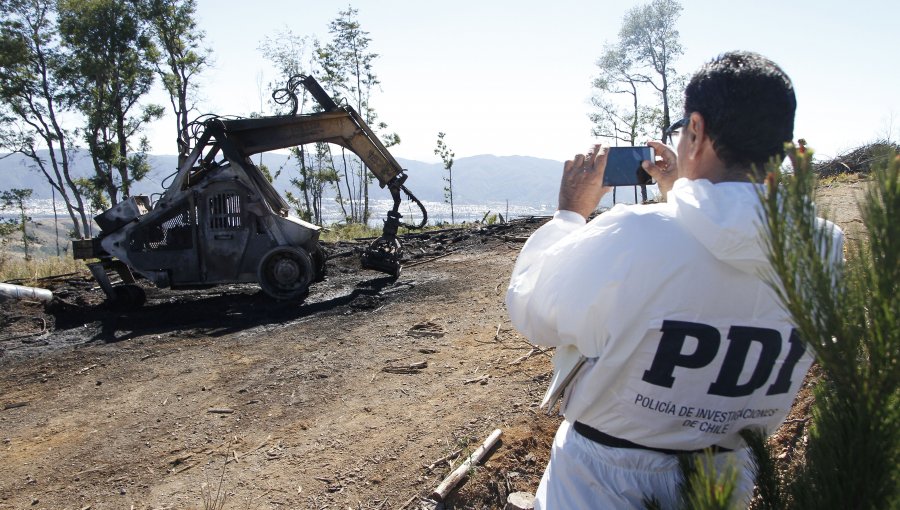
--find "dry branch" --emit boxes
[404,251,457,269]
[518,339,552,358]
[382,361,428,374]
[78,364,98,374]
[463,375,489,385]
[172,461,200,474]
[430,428,503,501]
[508,348,537,365]
[425,448,463,472]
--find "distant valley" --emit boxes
[0,151,563,206]
[0,150,653,226]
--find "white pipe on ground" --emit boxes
[0,282,53,303]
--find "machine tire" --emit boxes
[257,246,314,301]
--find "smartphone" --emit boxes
[602,147,655,187]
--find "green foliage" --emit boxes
[259,28,316,114]
[677,453,740,510]
[0,0,91,238]
[590,45,660,145]
[263,11,398,227]
[319,222,382,243]
[315,7,396,224]
[285,144,340,225]
[58,0,162,205]
[74,176,109,213]
[759,145,900,509]
[319,7,376,113]
[143,0,208,163]
[435,131,455,224]
[0,219,16,239]
[0,188,36,259]
[739,428,783,510]
[258,162,273,183]
[591,0,685,143]
[260,32,343,226]
[643,452,740,510]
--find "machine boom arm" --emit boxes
[216,108,404,189]
[161,75,413,216]
[151,75,423,279]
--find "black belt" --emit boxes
[573,421,733,456]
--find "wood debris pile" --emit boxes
[814,140,900,177]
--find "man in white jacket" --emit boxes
[506,51,843,508]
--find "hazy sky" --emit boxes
[143,0,900,163]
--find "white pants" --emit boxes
[534,420,754,509]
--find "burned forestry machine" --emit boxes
[73,75,427,307]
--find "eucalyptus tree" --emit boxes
[317,7,398,224]
[260,30,345,224]
[144,0,209,167]
[0,0,90,238]
[0,188,35,259]
[58,0,163,206]
[590,45,659,146]
[285,143,340,225]
[618,0,684,139]
[591,0,684,144]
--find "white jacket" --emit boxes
[507,178,843,450]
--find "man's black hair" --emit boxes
[684,51,796,175]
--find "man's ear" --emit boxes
[686,111,708,160]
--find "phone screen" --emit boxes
[602,147,654,187]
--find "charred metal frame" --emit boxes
[74,76,426,306]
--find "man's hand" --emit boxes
[642,141,678,201]
[559,144,611,220]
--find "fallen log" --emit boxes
[430,428,502,502]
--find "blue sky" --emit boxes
[143,0,900,163]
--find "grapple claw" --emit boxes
[362,211,403,277]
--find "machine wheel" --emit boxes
[257,246,314,300]
[111,283,146,309]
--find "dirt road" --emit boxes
[1,223,558,509]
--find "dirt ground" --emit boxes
[0,179,865,510]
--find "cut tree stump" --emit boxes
[506,491,535,510]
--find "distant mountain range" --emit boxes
[0,151,564,209]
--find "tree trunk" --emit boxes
[116,111,130,198]
[298,146,312,215]
[660,68,670,141]
[339,147,355,222]
[38,54,90,238]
